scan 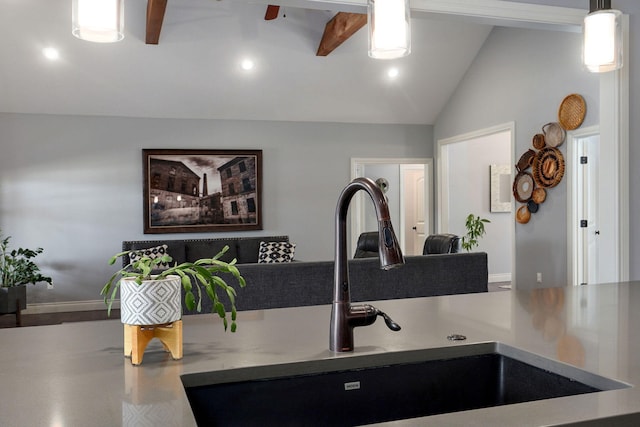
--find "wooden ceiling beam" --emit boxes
[316,12,366,57]
[265,5,280,20]
[146,0,168,45]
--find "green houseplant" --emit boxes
[461,214,491,252]
[1,230,53,313]
[101,246,246,332]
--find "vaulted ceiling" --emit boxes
[0,0,500,124]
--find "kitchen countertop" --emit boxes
[2,282,640,426]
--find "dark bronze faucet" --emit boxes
[330,177,404,352]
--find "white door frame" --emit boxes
[351,158,433,255]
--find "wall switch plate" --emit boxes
[536,273,542,283]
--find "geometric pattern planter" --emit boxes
[120,276,181,326]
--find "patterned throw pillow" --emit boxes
[128,244,171,269]
[258,241,296,263]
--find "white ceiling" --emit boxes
[0,0,497,124]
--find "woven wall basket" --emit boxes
[120,276,182,325]
[558,94,586,130]
[533,147,565,188]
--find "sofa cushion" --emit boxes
[236,236,289,263]
[258,241,296,263]
[128,244,171,269]
[123,240,187,266]
[186,240,238,263]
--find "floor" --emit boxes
[489,281,512,292]
[1,282,509,329]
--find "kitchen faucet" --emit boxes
[330,177,404,352]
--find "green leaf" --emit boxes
[214,301,225,318]
[185,291,196,311]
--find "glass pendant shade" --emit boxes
[72,0,124,43]
[368,0,411,59]
[583,8,622,72]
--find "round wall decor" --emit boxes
[558,94,586,130]
[513,171,534,203]
[532,134,546,150]
[516,205,531,224]
[516,149,536,172]
[542,122,566,147]
[532,147,565,188]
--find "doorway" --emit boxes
[437,123,514,284]
[568,126,618,286]
[400,165,426,255]
[351,158,433,256]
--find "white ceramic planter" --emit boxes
[120,275,181,325]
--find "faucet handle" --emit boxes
[375,308,401,331]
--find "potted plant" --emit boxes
[0,230,53,314]
[461,214,491,252]
[101,245,246,332]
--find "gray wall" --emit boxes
[0,114,431,304]
[509,0,640,283]
[435,27,599,289]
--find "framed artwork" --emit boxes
[490,164,512,213]
[142,149,263,233]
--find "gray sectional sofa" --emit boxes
[229,253,488,312]
[121,237,488,314]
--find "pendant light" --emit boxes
[368,0,411,59]
[583,0,622,72]
[72,0,124,43]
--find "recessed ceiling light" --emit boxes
[240,59,255,71]
[387,67,399,78]
[42,47,60,60]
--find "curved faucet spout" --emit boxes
[330,177,404,352]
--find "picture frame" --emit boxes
[142,149,263,233]
[490,164,512,213]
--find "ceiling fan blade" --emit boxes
[264,5,280,20]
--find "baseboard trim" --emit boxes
[23,300,120,315]
[489,273,511,283]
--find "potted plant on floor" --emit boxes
[101,245,246,332]
[0,230,53,314]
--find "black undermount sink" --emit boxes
[181,342,628,426]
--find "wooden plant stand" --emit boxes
[123,320,183,365]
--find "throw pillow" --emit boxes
[129,244,171,269]
[258,241,296,263]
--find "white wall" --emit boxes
[435,27,599,289]
[0,114,432,304]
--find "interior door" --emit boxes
[401,166,426,255]
[575,133,615,285]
